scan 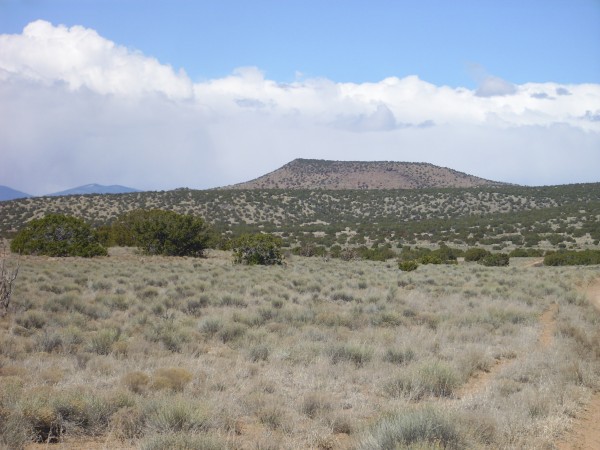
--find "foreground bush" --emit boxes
[232,234,283,265]
[111,210,212,257]
[357,407,464,450]
[10,214,107,257]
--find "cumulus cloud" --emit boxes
[0,20,193,99]
[1,21,599,194]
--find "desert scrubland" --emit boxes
[1,249,599,449]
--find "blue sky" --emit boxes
[2,0,599,86]
[1,1,599,194]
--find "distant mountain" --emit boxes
[224,159,509,190]
[47,184,140,197]
[0,185,32,201]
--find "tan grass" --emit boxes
[0,250,596,449]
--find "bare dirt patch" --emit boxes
[557,393,600,450]
[524,257,544,268]
[454,357,512,399]
[539,303,559,349]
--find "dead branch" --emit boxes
[0,244,19,316]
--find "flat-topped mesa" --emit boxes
[223,158,509,190]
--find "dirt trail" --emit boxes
[524,257,544,268]
[456,303,558,399]
[539,303,559,349]
[557,278,600,450]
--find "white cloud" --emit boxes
[0,20,193,99]
[0,21,599,194]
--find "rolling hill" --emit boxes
[224,159,508,190]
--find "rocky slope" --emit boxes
[225,159,508,190]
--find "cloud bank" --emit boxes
[1,21,599,194]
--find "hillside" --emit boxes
[224,159,508,190]
[1,184,599,252]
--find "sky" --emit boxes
[0,0,599,195]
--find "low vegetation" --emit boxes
[0,249,598,449]
[1,184,599,255]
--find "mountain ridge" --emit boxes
[223,159,510,190]
[0,185,32,201]
[47,184,140,196]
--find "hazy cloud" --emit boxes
[556,87,572,96]
[531,92,551,99]
[1,21,599,194]
[335,104,398,132]
[475,75,517,97]
[235,98,269,109]
[582,110,600,122]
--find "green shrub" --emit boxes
[398,260,419,272]
[419,254,443,265]
[464,247,490,262]
[113,210,212,257]
[10,214,107,257]
[232,234,283,265]
[356,245,397,261]
[478,253,510,267]
[543,250,600,266]
[509,248,544,257]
